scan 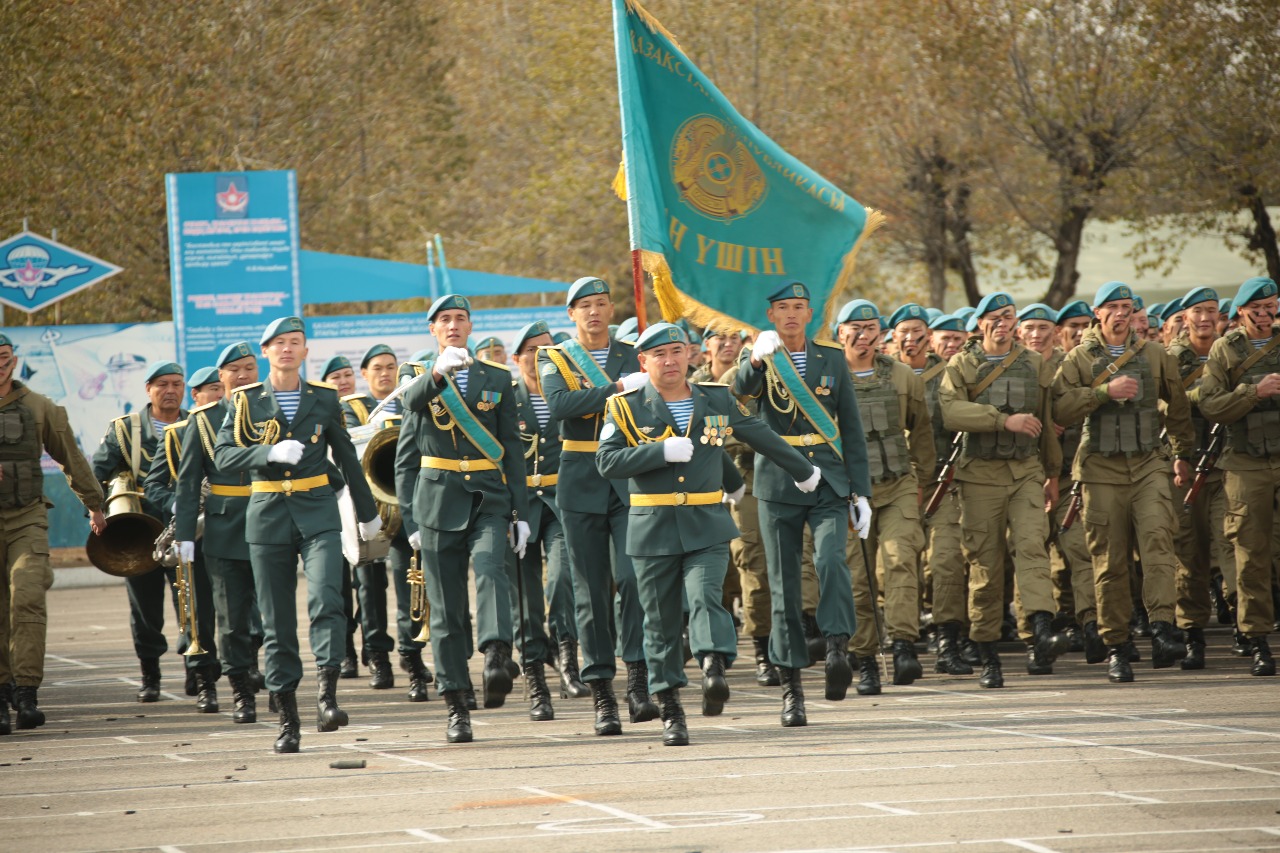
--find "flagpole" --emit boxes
[630,249,647,332]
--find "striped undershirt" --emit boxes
[274,389,301,422]
[529,392,550,431]
[377,398,400,415]
[665,397,695,433]
[454,369,469,396]
[1251,338,1271,350]
[789,351,807,378]
[590,348,610,371]
[985,353,1005,362]
[152,418,170,434]
[1199,354,1209,363]
[913,367,924,374]
[853,368,875,379]
[1107,344,1126,357]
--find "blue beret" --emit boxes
[187,366,220,389]
[361,343,397,368]
[1147,302,1166,318]
[321,355,352,379]
[475,336,503,353]
[880,316,892,330]
[1148,314,1162,329]
[702,326,726,342]
[260,316,306,345]
[1017,303,1058,323]
[1235,276,1279,307]
[888,303,928,329]
[925,307,943,323]
[1181,287,1218,311]
[144,361,183,383]
[619,331,639,343]
[552,331,571,344]
[217,341,255,367]
[427,293,471,320]
[616,317,639,339]
[1219,297,1233,314]
[974,292,1016,319]
[836,299,880,325]
[514,320,551,351]
[952,306,976,322]
[1092,281,1135,308]
[767,281,810,302]
[1160,297,1184,321]
[929,314,964,332]
[883,330,894,342]
[1131,293,1145,311]
[410,349,436,365]
[1056,300,1090,324]
[635,322,688,352]
[566,276,610,306]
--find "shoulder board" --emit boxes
[695,381,730,387]
[308,379,338,391]
[109,414,130,427]
[190,401,220,414]
[340,393,367,403]
[478,358,510,372]
[814,340,842,350]
[617,340,636,347]
[612,387,642,397]
[233,382,264,394]
[166,420,189,431]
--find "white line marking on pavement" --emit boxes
[163,753,194,762]
[1100,791,1164,804]
[404,829,448,842]
[712,725,753,733]
[113,736,139,744]
[158,846,187,853]
[339,743,455,771]
[1077,709,1280,738]
[46,654,98,669]
[1000,841,1061,853]
[860,803,918,815]
[520,785,671,830]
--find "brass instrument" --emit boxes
[153,482,209,568]
[408,548,430,643]
[175,554,205,657]
[86,472,164,578]
[340,417,403,565]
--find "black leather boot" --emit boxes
[1131,603,1151,638]
[401,650,432,702]
[701,652,729,716]
[856,654,882,696]
[463,682,478,710]
[935,622,973,675]
[1232,630,1251,656]
[367,649,394,690]
[13,686,44,729]
[977,641,1003,689]
[752,636,779,686]
[228,674,256,724]
[1082,621,1106,664]
[137,658,161,703]
[824,634,853,700]
[194,665,219,713]
[1107,645,1134,682]
[442,690,473,743]
[892,638,923,685]
[184,667,198,697]
[1181,626,1206,670]
[1030,611,1070,663]
[656,688,688,746]
[273,691,301,753]
[1026,643,1053,675]
[482,642,514,708]
[1150,621,1187,669]
[0,682,11,735]
[1122,639,1142,662]
[625,660,659,723]
[1252,637,1277,676]
[590,679,622,736]
[316,666,349,732]
[778,666,807,727]
[802,612,824,666]
[557,637,589,698]
[1211,574,1233,625]
[340,636,359,679]
[523,660,555,721]
[959,634,982,666]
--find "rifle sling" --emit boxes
[1090,339,1146,389]
[1230,333,1280,384]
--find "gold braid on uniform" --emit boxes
[194,411,218,459]
[607,395,675,446]
[113,418,155,466]
[544,348,583,392]
[232,390,280,447]
[164,424,184,480]
[763,359,797,416]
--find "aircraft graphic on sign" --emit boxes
[0,231,122,313]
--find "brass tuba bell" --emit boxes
[86,471,164,578]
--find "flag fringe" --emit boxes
[819,207,886,337]
[623,0,683,52]
[612,160,628,201]
[641,250,757,336]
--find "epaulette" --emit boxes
[308,379,338,391]
[190,401,220,414]
[814,340,842,350]
[478,358,510,372]
[233,382,263,394]
[340,392,368,403]
[618,339,636,347]
[695,381,730,387]
[613,387,642,396]
[166,419,189,431]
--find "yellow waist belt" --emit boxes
[630,490,723,507]
[527,473,558,487]
[562,440,600,453]
[251,474,329,494]
[421,456,498,473]
[783,433,829,447]
[209,484,252,497]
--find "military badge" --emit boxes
[541,363,558,377]
[476,390,502,411]
[700,415,732,446]
[816,376,835,396]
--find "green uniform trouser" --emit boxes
[204,552,258,676]
[729,466,771,638]
[1175,473,1234,629]
[959,475,1057,643]
[540,512,576,642]
[1082,469,1178,645]
[759,485,856,669]
[509,510,554,664]
[562,494,645,682]
[354,557,395,654]
[251,530,344,694]
[422,502,512,693]
[1222,467,1280,638]
[125,563,178,660]
[0,502,53,687]
[850,474,924,657]
[1050,475,1096,625]
[924,487,967,625]
[634,543,736,695]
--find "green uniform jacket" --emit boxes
[512,375,562,534]
[174,399,254,561]
[1198,327,1280,472]
[597,382,813,557]
[400,360,529,531]
[142,417,186,522]
[733,339,872,501]
[536,339,640,512]
[214,380,375,545]
[1,382,102,513]
[93,404,187,521]
[341,393,377,428]
[394,361,428,538]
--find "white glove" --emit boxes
[752,330,781,360]
[850,495,872,540]
[436,346,472,375]
[662,436,695,463]
[178,540,196,563]
[408,530,422,551]
[267,439,305,465]
[511,520,531,559]
[795,466,821,493]
[359,515,384,540]
[619,372,648,391]
[723,484,745,505]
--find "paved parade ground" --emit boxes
[2,579,1278,853]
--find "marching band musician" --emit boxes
[320,354,360,679]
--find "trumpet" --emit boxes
[175,553,206,657]
[409,549,430,644]
[154,481,208,568]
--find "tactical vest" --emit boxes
[0,398,42,508]
[1060,423,1082,476]
[961,350,1040,461]
[1082,342,1161,455]
[921,356,954,462]
[1171,343,1213,454]
[854,358,911,484]
[1228,335,1280,458]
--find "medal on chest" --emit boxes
[700,415,731,446]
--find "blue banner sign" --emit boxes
[0,230,122,314]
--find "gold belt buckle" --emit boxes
[459,459,471,472]
[281,479,293,494]
[802,434,815,446]
[530,474,542,486]
[675,492,687,506]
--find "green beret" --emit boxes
[321,355,352,379]
[552,331,571,344]
[217,341,254,367]
[410,349,436,365]
[635,322,688,351]
[928,314,964,332]
[1180,286,1218,311]
[566,276,610,307]
[615,317,639,340]
[1056,300,1092,324]
[1159,297,1184,321]
[144,361,183,384]
[514,321,551,351]
[1234,276,1278,307]
[260,316,306,345]
[187,366,220,389]
[1092,281,1135,308]
[361,343,397,368]
[427,293,471,320]
[887,303,927,329]
[767,281,810,302]
[1017,303,1057,323]
[475,336,503,352]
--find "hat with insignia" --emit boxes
[1181,286,1218,311]
[514,320,551,352]
[1219,297,1233,314]
[925,307,943,323]
[144,361,184,384]
[1149,314,1162,329]
[702,326,726,342]
[616,317,639,340]
[427,293,471,321]
[360,343,397,368]
[973,292,1016,319]
[566,276,610,307]
[1159,297,1185,321]
[217,340,255,367]
[928,313,964,332]
[1131,293,1145,312]
[1017,303,1057,323]
[1056,300,1092,324]
[475,336,503,353]
[321,355,352,379]
[1092,281,1135,308]
[260,316,306,345]
[1148,302,1166,319]
[767,281,811,303]
[952,306,976,323]
[187,366,220,389]
[836,299,880,324]
[1235,276,1279,307]
[410,349,436,365]
[887,303,928,329]
[635,322,688,352]
[552,331,571,344]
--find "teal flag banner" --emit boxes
[611,0,881,337]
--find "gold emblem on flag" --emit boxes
[671,115,767,221]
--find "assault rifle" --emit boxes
[1059,480,1084,532]
[923,433,963,520]
[1183,423,1224,508]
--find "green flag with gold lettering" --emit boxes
[612,0,881,336]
